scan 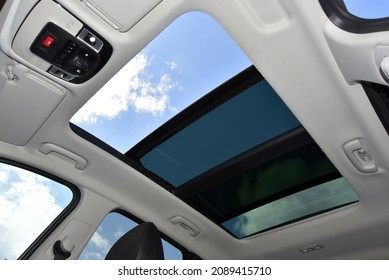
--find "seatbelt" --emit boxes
[53,238,74,260]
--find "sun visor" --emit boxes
[0,63,66,146]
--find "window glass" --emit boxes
[79,212,183,260]
[140,79,300,186]
[0,162,73,259]
[223,177,358,238]
[342,0,389,19]
[71,12,251,153]
[192,143,339,221]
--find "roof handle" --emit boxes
[381,56,389,82]
[170,216,200,237]
[39,143,88,170]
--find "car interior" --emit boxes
[1,0,389,260]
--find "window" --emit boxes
[137,68,300,186]
[223,178,357,238]
[0,161,75,259]
[342,0,389,19]
[79,212,183,260]
[71,12,251,152]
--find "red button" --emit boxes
[42,36,55,48]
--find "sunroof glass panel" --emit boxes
[223,177,358,238]
[191,143,339,221]
[140,79,301,186]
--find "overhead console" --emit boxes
[12,0,112,83]
[30,22,104,82]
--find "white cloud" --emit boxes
[81,251,105,260]
[90,230,110,254]
[72,52,179,124]
[0,165,65,260]
[0,171,8,184]
[114,227,125,239]
[78,228,111,260]
[166,61,178,70]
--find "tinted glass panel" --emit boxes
[192,143,339,221]
[223,177,358,238]
[140,80,300,186]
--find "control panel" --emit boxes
[30,22,111,83]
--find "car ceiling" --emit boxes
[1,0,389,259]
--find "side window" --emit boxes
[342,0,389,20]
[79,212,183,260]
[0,161,74,260]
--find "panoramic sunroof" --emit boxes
[127,66,359,238]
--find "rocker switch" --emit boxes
[42,36,55,48]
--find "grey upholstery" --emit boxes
[105,222,164,260]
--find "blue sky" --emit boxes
[72,12,251,152]
[343,0,389,19]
